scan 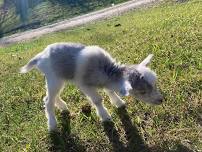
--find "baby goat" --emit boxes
[20,42,163,131]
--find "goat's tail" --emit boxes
[20,57,39,73]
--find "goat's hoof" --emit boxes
[48,127,58,133]
[102,120,114,127]
[101,117,112,123]
[115,100,126,108]
[117,104,126,109]
[48,128,59,134]
[48,124,58,132]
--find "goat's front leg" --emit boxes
[105,89,126,108]
[80,86,111,122]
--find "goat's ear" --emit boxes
[120,80,132,96]
[139,54,153,66]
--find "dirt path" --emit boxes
[0,0,159,46]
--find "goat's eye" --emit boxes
[140,75,144,79]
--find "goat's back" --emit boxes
[37,43,117,87]
[38,43,85,79]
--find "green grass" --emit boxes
[0,0,202,151]
[0,0,3,6]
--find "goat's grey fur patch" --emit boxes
[49,43,85,79]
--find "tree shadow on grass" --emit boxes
[48,111,86,152]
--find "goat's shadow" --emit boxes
[48,111,86,152]
[47,108,195,152]
[102,106,195,152]
[117,106,149,152]
[102,106,149,152]
[102,121,126,152]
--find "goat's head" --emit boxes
[120,54,164,105]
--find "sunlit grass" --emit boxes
[0,0,3,6]
[0,0,201,151]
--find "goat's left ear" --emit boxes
[120,80,132,96]
[139,54,153,66]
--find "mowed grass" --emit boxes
[0,0,201,151]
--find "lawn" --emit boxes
[0,0,201,151]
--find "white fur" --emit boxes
[139,54,153,66]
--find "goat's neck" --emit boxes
[104,63,127,91]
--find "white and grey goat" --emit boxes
[20,43,163,131]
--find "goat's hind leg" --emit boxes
[43,87,68,111]
[45,75,64,131]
